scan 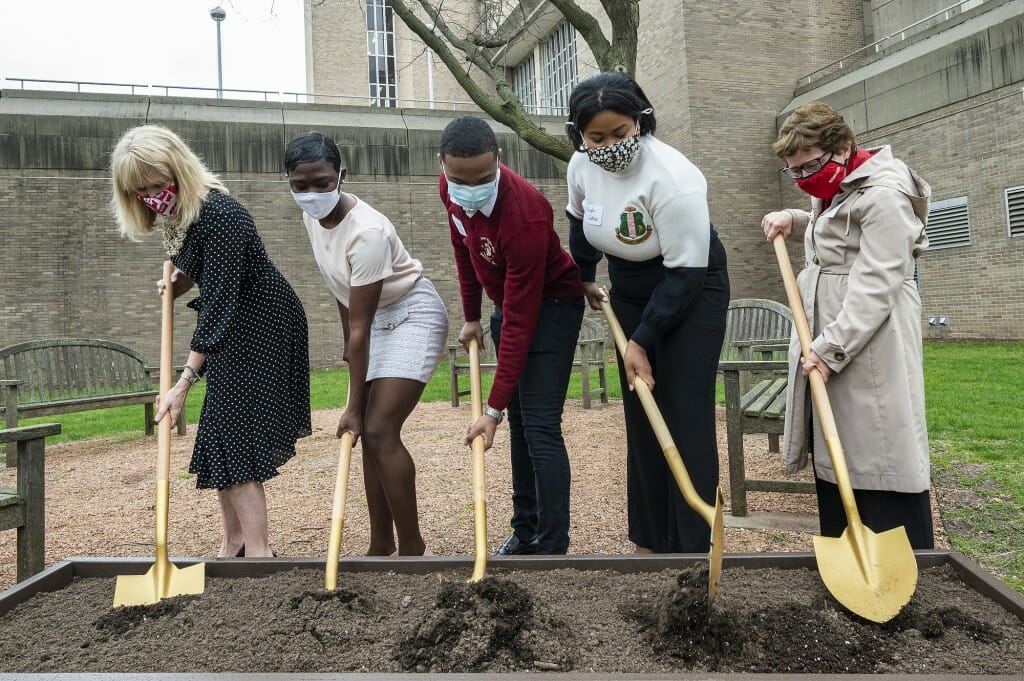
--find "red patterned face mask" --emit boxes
[795,161,846,200]
[138,184,178,216]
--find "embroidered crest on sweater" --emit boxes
[615,205,653,244]
[478,236,498,266]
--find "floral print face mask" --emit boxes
[578,109,651,173]
[583,134,642,173]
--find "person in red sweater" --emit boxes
[438,116,585,555]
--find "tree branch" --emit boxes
[389,0,574,161]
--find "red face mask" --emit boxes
[795,160,846,200]
[138,184,178,216]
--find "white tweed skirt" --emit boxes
[367,277,449,383]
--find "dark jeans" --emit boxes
[491,298,584,554]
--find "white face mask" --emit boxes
[291,170,343,220]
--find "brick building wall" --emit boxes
[0,94,570,368]
[639,1,865,304]
[306,0,482,108]
[776,115,1024,338]
[3,0,1021,363]
[818,83,1024,340]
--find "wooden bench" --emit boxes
[0,423,60,582]
[719,299,814,516]
[0,339,185,464]
[449,316,609,409]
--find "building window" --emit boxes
[512,21,577,116]
[927,196,970,250]
[1006,185,1024,237]
[512,54,537,114]
[539,21,577,116]
[366,0,397,107]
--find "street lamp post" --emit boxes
[209,6,226,99]
[426,23,435,110]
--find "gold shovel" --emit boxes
[325,386,355,590]
[467,338,488,582]
[772,234,917,623]
[598,297,724,602]
[114,261,205,607]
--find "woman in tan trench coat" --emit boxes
[761,102,934,549]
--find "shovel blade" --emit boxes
[707,487,725,603]
[813,525,918,623]
[113,560,206,607]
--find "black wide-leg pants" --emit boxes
[608,252,729,553]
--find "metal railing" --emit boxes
[0,77,490,111]
[798,0,983,85]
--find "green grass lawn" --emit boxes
[10,342,1022,591]
[9,356,729,445]
[923,342,1024,592]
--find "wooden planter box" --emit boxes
[1,551,1021,680]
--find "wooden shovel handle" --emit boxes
[771,235,861,525]
[157,261,175,482]
[598,298,715,526]
[468,338,487,582]
[154,260,175,562]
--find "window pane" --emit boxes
[513,54,537,114]
[366,0,397,107]
[539,22,577,115]
[366,0,378,30]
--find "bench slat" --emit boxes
[746,378,787,417]
[71,345,85,396]
[739,379,774,411]
[764,388,789,419]
[9,391,157,418]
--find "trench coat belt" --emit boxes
[819,263,917,279]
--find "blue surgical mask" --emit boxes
[446,167,500,212]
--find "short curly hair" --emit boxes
[438,116,498,159]
[772,101,856,159]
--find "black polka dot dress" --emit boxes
[171,191,312,490]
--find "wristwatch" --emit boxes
[483,405,505,424]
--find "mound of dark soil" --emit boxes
[0,564,1020,674]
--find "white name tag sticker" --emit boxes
[584,204,604,226]
[451,215,467,236]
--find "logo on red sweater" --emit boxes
[478,237,498,266]
[616,205,653,244]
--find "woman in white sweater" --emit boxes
[565,72,730,554]
[285,132,448,556]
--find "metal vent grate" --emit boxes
[927,197,970,250]
[1006,186,1024,237]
